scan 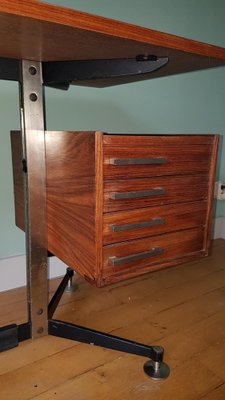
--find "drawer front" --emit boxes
[102,227,205,276]
[103,135,214,180]
[103,174,209,212]
[103,201,207,245]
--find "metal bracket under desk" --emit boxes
[0,57,169,380]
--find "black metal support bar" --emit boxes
[43,56,169,88]
[0,322,31,352]
[18,322,32,343]
[0,56,168,88]
[0,324,18,352]
[48,268,74,319]
[0,57,20,81]
[49,318,170,379]
[48,319,163,362]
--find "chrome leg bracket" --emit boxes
[19,60,48,338]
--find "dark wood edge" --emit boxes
[1,1,225,61]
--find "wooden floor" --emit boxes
[1,239,225,399]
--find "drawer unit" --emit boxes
[11,131,218,287]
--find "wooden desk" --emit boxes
[0,0,225,83]
[0,0,225,379]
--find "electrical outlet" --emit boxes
[214,181,225,200]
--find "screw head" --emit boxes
[37,327,44,334]
[29,92,38,102]
[29,66,37,75]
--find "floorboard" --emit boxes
[0,239,225,399]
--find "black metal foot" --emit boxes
[144,360,170,380]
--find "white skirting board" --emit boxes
[0,216,225,292]
[213,216,225,240]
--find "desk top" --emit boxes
[0,0,225,83]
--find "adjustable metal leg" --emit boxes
[143,359,170,380]
[65,268,78,293]
[19,60,48,338]
[48,319,170,380]
[46,267,170,380]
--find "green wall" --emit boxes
[0,0,225,259]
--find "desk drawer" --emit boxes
[103,135,214,180]
[104,174,209,212]
[102,227,205,276]
[103,201,207,244]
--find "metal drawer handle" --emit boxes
[109,247,164,267]
[110,217,164,232]
[110,188,165,200]
[110,157,167,165]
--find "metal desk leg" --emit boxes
[19,60,48,338]
[1,58,170,380]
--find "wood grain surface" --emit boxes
[103,135,214,179]
[103,201,207,244]
[103,174,209,212]
[10,131,218,287]
[102,226,205,274]
[0,1,225,85]
[1,239,225,399]
[46,131,99,283]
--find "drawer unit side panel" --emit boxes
[11,130,100,282]
[202,134,219,250]
[46,131,98,281]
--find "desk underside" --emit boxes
[0,1,225,86]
